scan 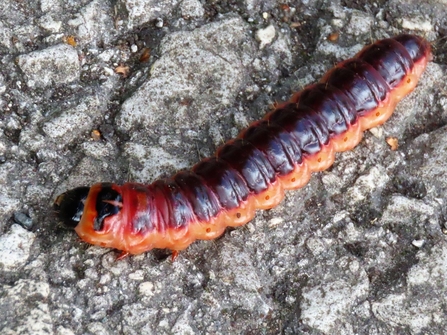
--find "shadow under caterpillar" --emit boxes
[54,34,432,258]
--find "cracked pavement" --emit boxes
[1,0,447,334]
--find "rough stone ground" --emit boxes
[0,0,447,334]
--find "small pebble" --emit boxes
[412,239,425,248]
[155,18,164,28]
[13,212,33,230]
[255,24,276,49]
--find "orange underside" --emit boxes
[75,50,430,255]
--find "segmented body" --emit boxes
[60,34,432,255]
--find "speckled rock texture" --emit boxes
[1,0,447,334]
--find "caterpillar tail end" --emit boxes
[54,186,91,228]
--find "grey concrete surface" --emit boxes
[1,0,447,334]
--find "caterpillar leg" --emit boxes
[116,251,130,260]
[171,250,180,261]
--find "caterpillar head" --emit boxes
[54,186,91,228]
[54,183,124,249]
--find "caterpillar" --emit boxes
[54,34,432,258]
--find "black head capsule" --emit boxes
[54,187,91,228]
